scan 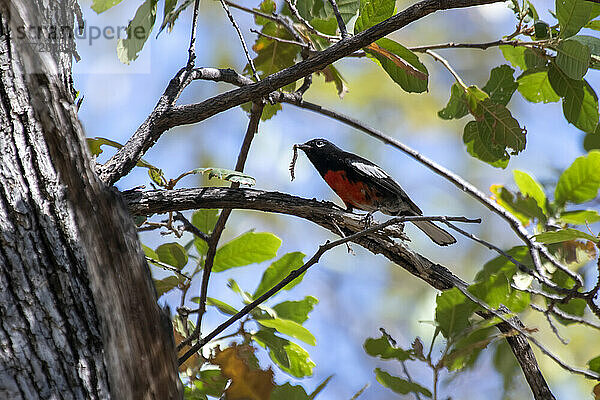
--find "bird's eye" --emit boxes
[316,140,325,147]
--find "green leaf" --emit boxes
[91,0,125,13]
[499,46,545,70]
[534,20,551,39]
[158,0,193,35]
[549,65,599,134]
[444,326,495,371]
[154,275,179,297]
[213,232,281,272]
[374,368,432,398]
[435,288,477,339]
[86,137,160,171]
[190,297,239,315]
[493,341,520,391]
[438,83,469,120]
[156,242,188,269]
[117,0,157,64]
[585,129,600,151]
[555,151,600,205]
[556,0,593,38]
[586,20,600,30]
[364,39,428,93]
[363,335,413,361]
[469,271,530,313]
[535,228,598,244]
[517,68,561,103]
[555,297,587,325]
[253,329,315,378]
[191,167,256,186]
[354,0,394,33]
[482,65,518,106]
[463,121,510,168]
[556,39,591,80]
[257,318,316,345]
[192,209,219,235]
[490,185,544,224]
[271,383,310,400]
[253,252,306,299]
[189,369,228,398]
[142,244,158,259]
[513,170,548,214]
[572,35,600,69]
[273,296,318,324]
[559,210,600,224]
[588,356,600,373]
[477,100,526,154]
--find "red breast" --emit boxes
[323,170,379,211]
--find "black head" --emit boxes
[297,138,342,155]
[296,138,346,175]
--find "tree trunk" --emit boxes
[0,1,181,398]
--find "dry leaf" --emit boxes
[211,344,274,400]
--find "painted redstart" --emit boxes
[296,138,456,246]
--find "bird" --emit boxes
[296,138,456,246]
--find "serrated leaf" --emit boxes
[556,39,591,80]
[513,170,547,214]
[364,39,428,93]
[517,68,561,103]
[559,210,600,224]
[156,242,188,269]
[535,228,598,244]
[572,35,600,70]
[213,232,281,272]
[435,288,477,339]
[364,336,413,361]
[556,0,593,38]
[253,252,306,298]
[191,167,256,186]
[354,0,394,33]
[438,83,469,120]
[117,0,157,64]
[154,275,179,296]
[374,368,432,398]
[482,65,518,106]
[273,296,318,324]
[549,65,599,133]
[463,121,510,168]
[91,0,125,13]
[257,318,316,345]
[555,150,600,205]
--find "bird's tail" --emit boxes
[413,220,456,246]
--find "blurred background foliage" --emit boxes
[78,0,600,398]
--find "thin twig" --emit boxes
[455,285,600,380]
[409,39,550,52]
[285,0,341,40]
[327,0,348,38]
[146,256,191,280]
[250,29,310,49]
[178,213,444,364]
[173,212,210,242]
[177,102,264,351]
[424,49,467,89]
[219,0,260,81]
[187,0,202,67]
[530,303,600,331]
[544,307,569,345]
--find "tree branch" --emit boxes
[327,0,348,38]
[123,187,557,399]
[97,0,503,186]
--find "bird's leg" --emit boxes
[362,211,375,229]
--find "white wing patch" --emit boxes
[351,161,389,179]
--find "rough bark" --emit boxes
[0,1,181,399]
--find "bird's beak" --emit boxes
[295,143,310,151]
